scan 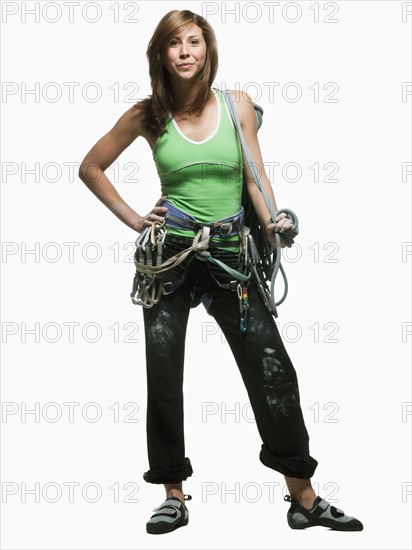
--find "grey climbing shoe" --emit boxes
[284,494,363,531]
[146,494,192,534]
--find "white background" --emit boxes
[1,0,411,549]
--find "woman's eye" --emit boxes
[169,39,199,46]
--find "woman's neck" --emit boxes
[170,80,209,113]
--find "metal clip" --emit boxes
[219,222,233,236]
[237,283,243,314]
[144,277,163,305]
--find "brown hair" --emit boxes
[139,10,219,140]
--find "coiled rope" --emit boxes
[222,89,300,317]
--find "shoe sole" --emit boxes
[146,516,189,535]
[288,515,363,531]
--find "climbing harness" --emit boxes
[130,89,300,328]
[130,205,250,310]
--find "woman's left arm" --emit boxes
[233,90,292,246]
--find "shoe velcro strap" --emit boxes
[153,498,184,512]
[311,500,330,517]
[151,507,180,517]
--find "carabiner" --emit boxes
[144,277,164,305]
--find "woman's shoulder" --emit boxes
[118,99,158,145]
[220,88,254,111]
[218,88,252,102]
[127,100,147,135]
[220,88,256,128]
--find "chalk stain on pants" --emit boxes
[261,347,301,418]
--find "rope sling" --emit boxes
[130,90,299,327]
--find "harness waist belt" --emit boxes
[163,201,244,237]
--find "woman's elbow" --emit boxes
[78,160,103,185]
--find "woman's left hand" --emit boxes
[266,212,293,248]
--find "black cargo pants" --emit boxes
[141,235,318,484]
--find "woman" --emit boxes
[79,9,363,535]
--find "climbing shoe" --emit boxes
[284,494,363,531]
[146,494,192,534]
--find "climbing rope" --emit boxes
[222,89,300,318]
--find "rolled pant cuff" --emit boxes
[259,445,318,479]
[143,457,193,484]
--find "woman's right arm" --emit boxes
[78,103,167,232]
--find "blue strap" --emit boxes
[164,200,244,237]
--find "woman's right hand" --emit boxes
[136,195,168,233]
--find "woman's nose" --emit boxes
[179,43,189,57]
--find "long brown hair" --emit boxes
[139,10,219,140]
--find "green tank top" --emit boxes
[151,87,244,250]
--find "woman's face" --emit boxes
[163,22,207,83]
